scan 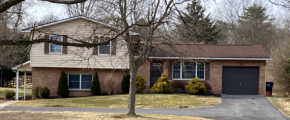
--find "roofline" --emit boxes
[21,16,139,35]
[147,57,271,61]
[11,61,31,70]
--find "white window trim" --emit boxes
[172,61,205,80]
[68,74,93,90]
[98,36,111,55]
[49,35,63,54]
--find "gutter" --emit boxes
[146,57,271,61]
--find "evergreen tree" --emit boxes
[237,4,275,52]
[177,0,221,44]
[57,71,69,98]
[91,72,101,95]
[121,70,130,93]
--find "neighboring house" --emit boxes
[12,16,270,98]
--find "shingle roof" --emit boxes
[150,44,270,59]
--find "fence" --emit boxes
[3,77,32,88]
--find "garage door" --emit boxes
[222,67,259,95]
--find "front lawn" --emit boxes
[0,111,212,120]
[0,100,6,104]
[0,87,32,98]
[268,96,290,117]
[12,94,221,109]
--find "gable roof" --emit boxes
[21,16,139,35]
[149,44,270,60]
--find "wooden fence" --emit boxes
[3,77,32,88]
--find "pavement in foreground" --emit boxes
[1,95,289,120]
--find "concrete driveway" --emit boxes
[2,95,289,120]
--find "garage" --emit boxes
[222,67,259,95]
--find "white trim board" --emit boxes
[21,16,139,35]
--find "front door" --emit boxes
[150,61,163,87]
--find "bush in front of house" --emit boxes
[57,71,69,98]
[38,87,50,98]
[105,74,115,95]
[121,70,130,93]
[32,87,41,98]
[152,73,172,93]
[185,77,207,94]
[5,89,15,100]
[91,72,101,95]
[136,75,146,93]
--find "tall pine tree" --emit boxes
[177,0,221,44]
[237,4,275,52]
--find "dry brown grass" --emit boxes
[0,111,212,120]
[268,96,290,117]
[12,94,221,109]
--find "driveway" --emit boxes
[2,95,289,120]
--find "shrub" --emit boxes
[32,87,41,98]
[121,70,130,93]
[57,71,69,98]
[136,75,146,93]
[91,72,101,95]
[152,73,172,93]
[5,90,15,100]
[38,87,50,98]
[105,74,115,95]
[185,78,207,94]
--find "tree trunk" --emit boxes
[127,66,137,116]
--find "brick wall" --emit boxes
[32,67,125,97]
[137,59,266,95]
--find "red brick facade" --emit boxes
[32,67,125,97]
[137,60,266,95]
[32,60,266,97]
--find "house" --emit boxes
[138,44,270,95]
[12,16,270,99]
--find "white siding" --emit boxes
[30,19,129,69]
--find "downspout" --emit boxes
[265,60,269,95]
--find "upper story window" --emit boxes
[49,35,62,54]
[98,36,111,55]
[173,61,205,80]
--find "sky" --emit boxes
[23,0,289,27]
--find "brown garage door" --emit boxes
[222,67,259,95]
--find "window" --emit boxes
[49,35,62,54]
[68,74,93,90]
[173,61,205,80]
[98,36,111,55]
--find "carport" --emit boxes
[11,61,31,101]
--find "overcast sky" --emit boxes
[23,0,288,27]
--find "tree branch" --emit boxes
[0,0,24,13]
[41,0,88,4]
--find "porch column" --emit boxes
[24,72,26,101]
[16,70,19,101]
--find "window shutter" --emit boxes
[92,36,99,55]
[168,61,173,80]
[205,62,210,80]
[44,35,49,54]
[62,35,68,54]
[111,39,117,55]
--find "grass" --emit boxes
[268,96,290,117]
[12,94,221,109]
[0,87,32,98]
[0,100,7,104]
[0,111,212,120]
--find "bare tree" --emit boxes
[0,0,188,116]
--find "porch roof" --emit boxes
[11,61,32,72]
